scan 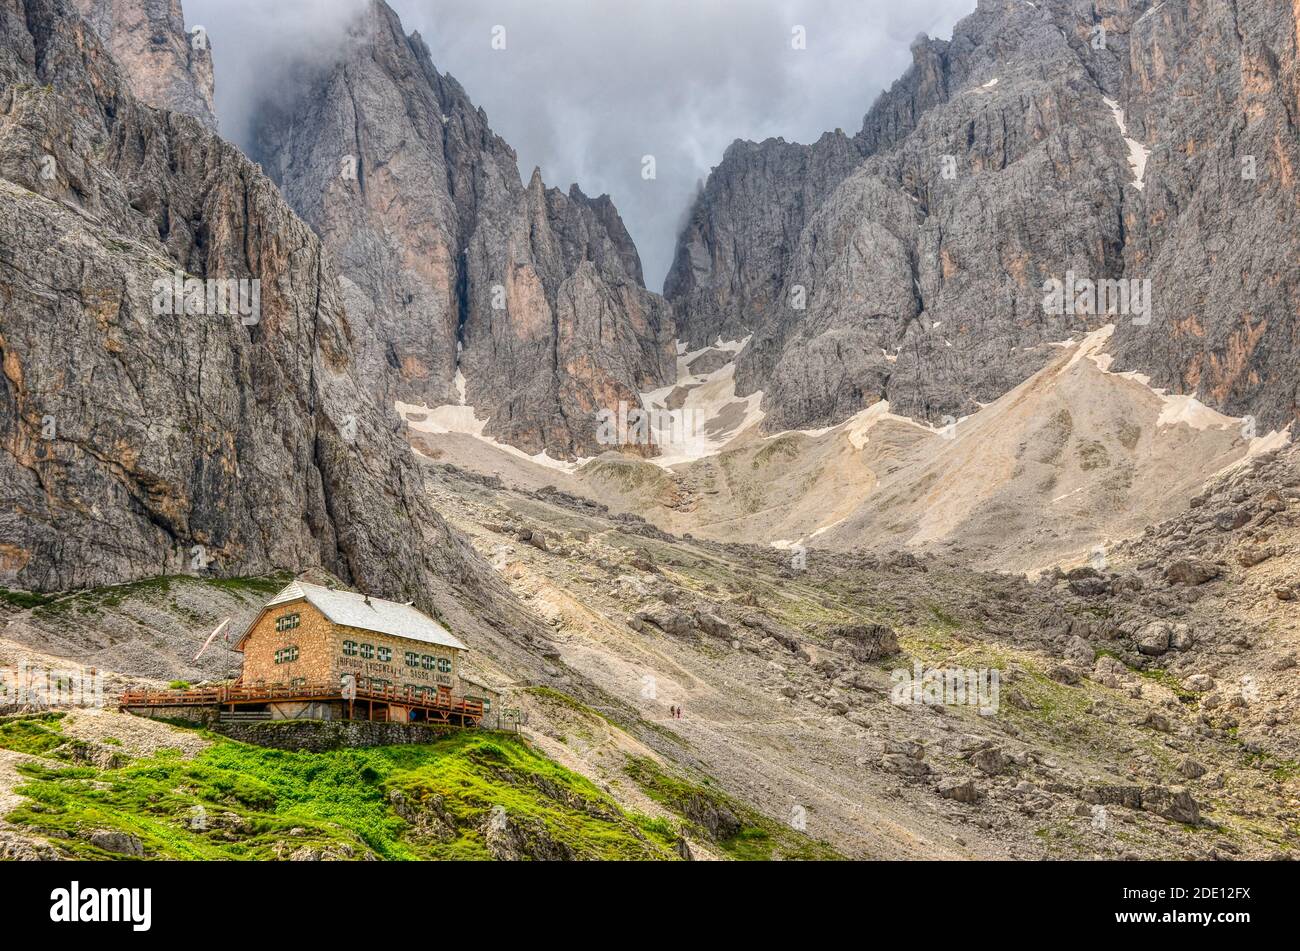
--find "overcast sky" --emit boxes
[188,0,974,292]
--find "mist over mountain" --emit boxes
[187,0,974,291]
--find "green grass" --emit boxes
[0,587,59,609]
[0,714,66,755]
[7,730,682,861]
[1136,666,1197,703]
[751,434,802,468]
[623,756,842,861]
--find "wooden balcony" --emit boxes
[120,682,484,725]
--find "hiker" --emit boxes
[669,704,676,718]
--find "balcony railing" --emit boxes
[119,682,484,719]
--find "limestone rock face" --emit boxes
[0,0,485,609]
[252,0,675,460]
[70,0,216,129]
[666,0,1300,435]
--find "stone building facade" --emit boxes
[231,581,478,719]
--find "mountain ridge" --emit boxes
[666,0,1300,437]
[251,0,676,462]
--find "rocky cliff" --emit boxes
[70,0,216,129]
[252,0,676,460]
[667,0,1300,435]
[0,0,496,622]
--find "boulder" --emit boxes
[938,780,980,804]
[88,830,144,857]
[1236,546,1276,568]
[1048,664,1082,685]
[632,607,694,638]
[1092,654,1129,688]
[1135,621,1173,655]
[824,623,900,661]
[1165,559,1221,586]
[693,612,732,639]
[1141,786,1201,825]
[969,746,1008,776]
[1063,635,1095,667]
[1069,576,1110,597]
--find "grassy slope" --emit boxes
[3,716,680,860]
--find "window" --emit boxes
[360,643,374,659]
[343,640,357,657]
[421,655,434,670]
[405,652,419,668]
[467,695,489,713]
[274,646,299,664]
[437,657,452,674]
[377,646,392,663]
[275,613,300,633]
[290,677,306,687]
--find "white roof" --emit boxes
[264,581,468,651]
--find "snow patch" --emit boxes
[396,399,589,473]
[1156,395,1241,432]
[1059,324,1290,453]
[841,400,933,450]
[1102,97,1150,190]
[639,343,766,467]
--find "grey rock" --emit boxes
[882,754,931,779]
[824,622,899,661]
[1184,674,1215,693]
[253,1,675,459]
[938,779,980,804]
[1135,622,1173,655]
[88,829,144,857]
[71,0,216,129]
[666,0,1300,436]
[1237,546,1276,568]
[1165,559,1222,587]
[1141,786,1201,826]
[968,746,1007,776]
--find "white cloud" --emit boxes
[187,0,974,291]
